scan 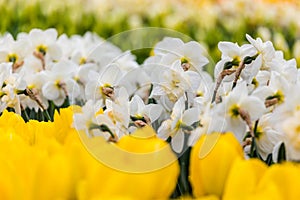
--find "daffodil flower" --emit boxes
[246,34,276,70]
[158,96,199,153]
[85,63,121,103]
[253,113,284,160]
[104,87,130,138]
[73,99,116,139]
[27,28,62,62]
[41,60,80,106]
[0,34,30,72]
[150,60,193,106]
[215,82,265,142]
[214,41,259,83]
[252,71,289,109]
[129,94,163,127]
[160,40,209,73]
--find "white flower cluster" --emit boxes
[73,32,300,162]
[1,28,300,161]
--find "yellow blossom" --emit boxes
[78,125,180,200]
[189,132,244,198]
[223,159,270,200]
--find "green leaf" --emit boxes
[277,142,286,163]
[265,153,274,166]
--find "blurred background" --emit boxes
[1,0,300,66]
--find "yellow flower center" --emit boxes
[36,45,48,55]
[100,83,112,94]
[251,78,259,88]
[266,90,284,104]
[255,126,263,139]
[196,91,203,97]
[79,57,86,65]
[175,120,182,130]
[95,107,104,116]
[229,104,240,118]
[181,57,189,64]
[6,53,18,63]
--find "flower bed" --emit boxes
[0,26,300,199]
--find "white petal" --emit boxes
[252,86,273,101]
[272,142,284,163]
[53,96,66,107]
[73,114,87,130]
[157,119,172,140]
[100,63,121,85]
[240,96,266,120]
[52,60,76,76]
[172,130,184,153]
[85,81,101,100]
[65,79,80,99]
[171,96,185,119]
[154,37,184,55]
[226,117,246,143]
[131,95,145,113]
[44,28,58,42]
[150,85,165,97]
[42,82,60,100]
[47,44,62,60]
[218,42,239,58]
[144,104,163,122]
[182,107,199,125]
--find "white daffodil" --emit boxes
[41,60,80,106]
[281,110,300,161]
[214,41,259,83]
[254,113,284,161]
[215,82,266,142]
[19,28,62,69]
[0,65,27,114]
[269,51,298,84]
[112,51,139,74]
[160,40,209,73]
[21,71,49,112]
[87,40,123,70]
[150,60,192,105]
[192,71,214,111]
[246,34,276,70]
[0,34,31,72]
[188,105,226,147]
[68,32,105,65]
[252,71,289,109]
[118,67,152,100]
[129,94,163,125]
[73,100,116,140]
[269,83,300,131]
[85,63,122,103]
[157,96,199,153]
[105,87,130,138]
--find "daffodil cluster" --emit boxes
[1,27,300,199]
[1,27,300,162]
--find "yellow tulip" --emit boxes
[223,159,271,200]
[189,132,244,198]
[257,162,300,200]
[78,126,180,200]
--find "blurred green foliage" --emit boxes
[0,0,299,66]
